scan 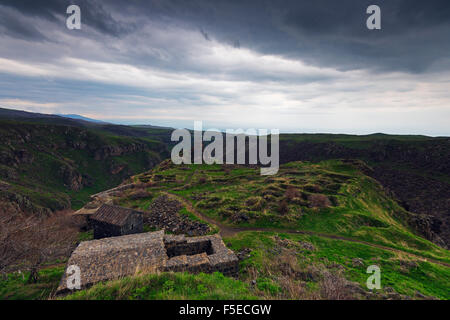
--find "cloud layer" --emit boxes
[0,0,449,135]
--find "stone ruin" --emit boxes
[74,190,211,237]
[57,230,238,295]
[90,204,143,239]
[146,195,210,236]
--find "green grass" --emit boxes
[0,120,167,212]
[62,230,450,300]
[2,117,448,300]
[227,231,450,299]
[125,159,450,264]
[9,156,449,300]
[0,266,64,300]
[63,272,256,300]
[77,230,94,242]
[61,158,446,300]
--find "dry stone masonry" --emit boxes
[57,230,238,294]
[146,195,210,236]
[90,204,143,239]
[75,193,210,236]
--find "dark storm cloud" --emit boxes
[0,0,63,21]
[276,0,450,72]
[0,0,135,38]
[1,0,449,72]
[118,0,450,73]
[0,6,49,40]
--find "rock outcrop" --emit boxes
[279,139,450,248]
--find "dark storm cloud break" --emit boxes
[1,0,449,73]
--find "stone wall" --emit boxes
[76,195,210,236]
[120,213,143,236]
[57,231,238,295]
[163,234,238,277]
[164,236,213,257]
[145,195,210,236]
[57,231,167,295]
[93,220,121,239]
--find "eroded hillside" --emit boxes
[0,120,169,215]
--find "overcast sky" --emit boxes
[0,0,449,135]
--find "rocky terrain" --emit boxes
[146,195,210,236]
[278,135,450,248]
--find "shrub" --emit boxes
[256,277,281,296]
[308,194,331,208]
[245,196,265,211]
[128,190,151,200]
[197,196,222,209]
[304,184,323,193]
[319,270,354,300]
[285,186,300,202]
[278,199,289,215]
[217,208,233,218]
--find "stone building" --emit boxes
[90,204,143,239]
[57,230,238,294]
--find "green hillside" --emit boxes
[58,159,449,300]
[0,119,170,214]
[0,108,448,300]
[119,160,449,263]
[279,133,450,248]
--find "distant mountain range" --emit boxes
[0,107,173,130]
[56,114,109,124]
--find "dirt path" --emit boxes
[164,192,450,268]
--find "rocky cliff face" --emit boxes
[93,144,148,160]
[0,121,168,215]
[278,138,450,248]
[59,164,84,191]
[371,167,449,249]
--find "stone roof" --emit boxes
[57,231,238,294]
[57,231,167,294]
[90,204,142,226]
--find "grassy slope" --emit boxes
[279,133,450,183]
[61,159,449,300]
[0,266,64,300]
[228,231,450,299]
[2,120,448,299]
[0,120,169,211]
[123,160,449,263]
[63,272,256,300]
[64,230,450,300]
